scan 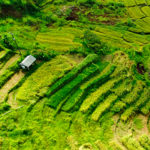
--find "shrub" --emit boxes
[111,101,126,113]
[109,141,123,150]
[54,17,68,27]
[22,16,42,26]
[77,0,97,7]
[53,0,67,5]
[0,103,10,114]
[41,12,59,25]
[83,30,107,54]
[126,18,136,27]
[0,33,17,50]
[91,94,117,121]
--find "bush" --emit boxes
[77,0,97,7]
[83,30,107,54]
[125,18,136,27]
[0,103,10,114]
[139,135,150,150]
[53,0,67,5]
[0,33,17,50]
[142,44,150,72]
[41,12,59,25]
[22,16,37,26]
[31,49,58,61]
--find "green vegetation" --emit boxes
[48,63,99,108]
[0,0,150,149]
[46,54,98,97]
[139,134,150,150]
[16,55,76,102]
[122,135,144,150]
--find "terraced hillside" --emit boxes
[123,0,150,33]
[0,0,150,149]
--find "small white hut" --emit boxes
[20,55,36,69]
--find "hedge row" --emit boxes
[110,79,133,113]
[121,88,149,121]
[46,54,98,97]
[47,63,99,108]
[92,77,135,121]
[111,78,133,96]
[140,100,150,115]
[91,94,118,121]
[62,65,115,111]
[111,101,126,113]
[80,76,122,113]
[121,80,144,104]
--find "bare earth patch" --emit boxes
[0,71,24,103]
[0,54,20,75]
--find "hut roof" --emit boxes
[20,55,36,68]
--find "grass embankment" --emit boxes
[16,55,76,102]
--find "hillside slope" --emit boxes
[0,0,149,149]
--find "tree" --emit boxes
[83,30,105,54]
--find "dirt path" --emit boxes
[134,114,149,139]
[7,92,18,109]
[0,54,20,75]
[113,115,127,150]
[0,71,24,103]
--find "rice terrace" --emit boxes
[0,0,150,149]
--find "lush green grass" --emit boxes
[91,94,117,121]
[47,63,99,108]
[46,54,98,97]
[36,27,82,52]
[62,63,114,111]
[0,0,150,149]
[16,55,76,102]
[121,88,149,121]
[80,77,121,113]
[0,57,20,89]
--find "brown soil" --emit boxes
[137,63,145,75]
[112,115,127,150]
[66,7,80,21]
[0,71,24,103]
[0,54,20,75]
[101,20,116,25]
[133,114,149,139]
[66,54,84,64]
[101,54,113,62]
[0,6,22,18]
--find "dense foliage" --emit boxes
[0,0,149,149]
